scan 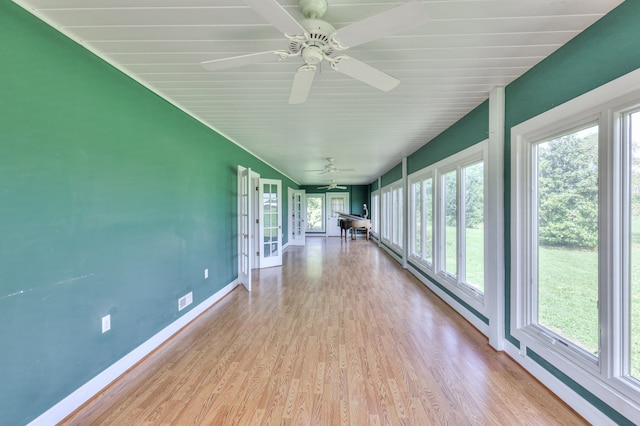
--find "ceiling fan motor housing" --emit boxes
[290,18,336,58]
[299,0,328,19]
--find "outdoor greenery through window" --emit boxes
[424,178,433,264]
[463,162,484,292]
[306,194,324,231]
[412,181,422,257]
[443,170,458,277]
[534,125,599,356]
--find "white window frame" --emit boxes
[510,68,640,412]
[408,141,488,307]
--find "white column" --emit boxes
[487,86,505,350]
[402,157,409,268]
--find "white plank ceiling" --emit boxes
[13,0,625,185]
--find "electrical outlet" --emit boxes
[178,292,193,311]
[204,268,209,279]
[101,314,111,333]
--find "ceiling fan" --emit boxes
[201,0,428,104]
[318,180,347,190]
[304,157,354,174]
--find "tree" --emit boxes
[537,132,598,249]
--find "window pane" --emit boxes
[398,189,403,249]
[306,195,324,231]
[392,190,398,244]
[331,198,344,215]
[464,162,484,292]
[412,181,422,257]
[536,125,599,355]
[630,110,640,378]
[372,193,379,234]
[443,170,457,276]
[425,178,433,264]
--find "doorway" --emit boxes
[326,192,349,237]
[258,179,283,268]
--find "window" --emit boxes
[511,70,640,411]
[371,190,380,235]
[380,181,403,253]
[629,109,640,379]
[408,142,487,302]
[410,176,433,267]
[381,188,390,241]
[306,194,324,232]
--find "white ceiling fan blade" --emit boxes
[333,0,428,49]
[243,0,306,35]
[332,56,399,92]
[201,51,285,71]
[289,65,316,104]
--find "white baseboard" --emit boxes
[29,279,239,426]
[406,264,489,336]
[503,343,617,425]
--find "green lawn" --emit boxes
[444,225,484,291]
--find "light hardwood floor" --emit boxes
[61,237,587,425]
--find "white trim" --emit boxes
[28,280,239,426]
[402,158,409,269]
[407,264,489,336]
[504,343,618,426]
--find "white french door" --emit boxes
[259,179,282,268]
[237,166,252,291]
[289,188,306,246]
[326,192,349,237]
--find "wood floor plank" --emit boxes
[60,238,588,425]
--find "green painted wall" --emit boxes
[0,2,297,424]
[300,185,369,216]
[380,163,403,187]
[407,101,489,174]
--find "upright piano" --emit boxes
[337,213,371,241]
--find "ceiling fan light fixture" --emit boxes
[302,45,324,64]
